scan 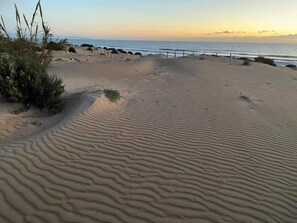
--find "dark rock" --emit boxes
[128,51,133,55]
[109,48,118,54]
[47,41,65,51]
[87,47,93,52]
[81,44,94,47]
[68,47,76,53]
[239,57,252,62]
[286,64,297,68]
[117,49,127,54]
[135,52,142,56]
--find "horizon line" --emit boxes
[58,36,297,45]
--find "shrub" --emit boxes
[243,59,251,66]
[254,56,276,67]
[104,89,120,102]
[0,54,65,108]
[68,46,76,53]
[0,56,22,102]
[0,0,65,109]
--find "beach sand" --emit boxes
[0,48,297,222]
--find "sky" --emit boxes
[1,0,297,43]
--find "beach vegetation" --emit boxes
[243,59,251,66]
[254,56,276,67]
[104,89,120,102]
[0,50,65,109]
[0,0,65,109]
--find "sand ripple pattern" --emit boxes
[1,63,297,223]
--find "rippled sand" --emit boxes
[1,53,297,223]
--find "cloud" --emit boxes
[207,30,279,37]
[207,30,279,36]
[258,30,276,34]
[215,31,233,34]
[207,30,247,35]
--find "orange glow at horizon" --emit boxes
[1,0,297,43]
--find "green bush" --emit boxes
[254,56,276,67]
[0,56,22,102]
[0,0,65,109]
[104,89,120,102]
[243,59,251,66]
[0,54,64,108]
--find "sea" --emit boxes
[68,39,297,66]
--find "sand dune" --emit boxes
[1,54,297,222]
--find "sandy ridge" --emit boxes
[1,56,297,222]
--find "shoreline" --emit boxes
[67,38,297,67]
